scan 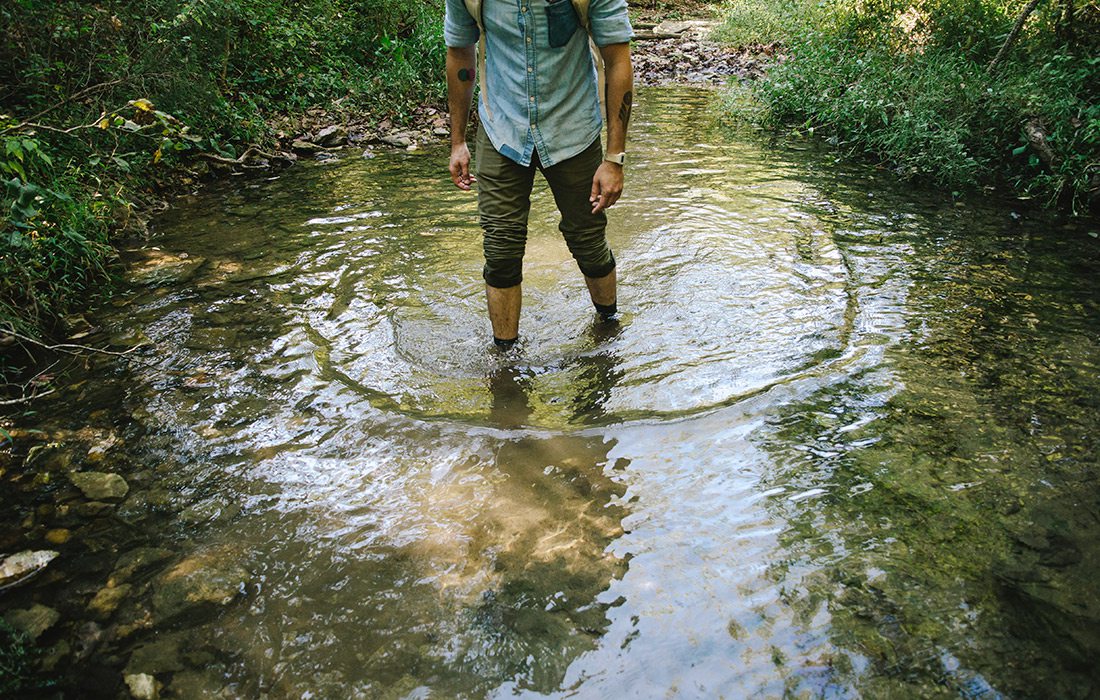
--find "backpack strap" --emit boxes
[462,0,493,121]
[572,0,607,140]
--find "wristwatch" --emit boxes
[604,151,626,166]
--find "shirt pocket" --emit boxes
[545,0,579,48]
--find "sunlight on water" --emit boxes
[16,88,1100,698]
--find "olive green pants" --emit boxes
[475,124,616,289]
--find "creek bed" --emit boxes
[2,87,1099,698]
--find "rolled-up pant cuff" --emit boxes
[578,252,616,280]
[483,266,523,289]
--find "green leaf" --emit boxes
[1011,145,1027,156]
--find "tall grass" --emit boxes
[719,0,1100,211]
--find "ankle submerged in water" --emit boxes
[493,336,518,350]
[594,301,617,319]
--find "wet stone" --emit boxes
[126,634,187,675]
[124,673,162,700]
[151,549,250,621]
[89,583,133,619]
[74,500,116,517]
[86,433,121,464]
[126,249,206,287]
[45,528,71,545]
[40,640,71,672]
[110,547,174,586]
[25,443,72,471]
[179,496,241,526]
[3,603,60,641]
[0,549,59,588]
[70,471,129,501]
[168,668,233,698]
[72,621,104,662]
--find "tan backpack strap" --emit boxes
[573,0,606,137]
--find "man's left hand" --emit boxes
[590,162,623,214]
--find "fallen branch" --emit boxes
[989,0,1044,71]
[0,328,149,358]
[196,145,284,166]
[0,389,56,407]
[0,79,126,136]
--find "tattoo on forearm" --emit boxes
[618,91,633,127]
[457,67,474,82]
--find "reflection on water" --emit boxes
[5,88,1099,698]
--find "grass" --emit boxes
[716,0,1100,211]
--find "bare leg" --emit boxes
[584,268,616,307]
[486,283,522,342]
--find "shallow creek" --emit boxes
[5,88,1100,698]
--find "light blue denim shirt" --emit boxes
[444,0,632,167]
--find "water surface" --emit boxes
[11,88,1100,698]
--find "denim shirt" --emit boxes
[444,0,632,167]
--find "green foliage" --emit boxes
[720,0,1100,211]
[0,0,446,340]
[0,619,37,695]
[712,0,828,46]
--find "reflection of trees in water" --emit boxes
[753,187,1100,697]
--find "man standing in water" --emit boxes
[444,0,634,349]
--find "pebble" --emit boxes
[45,528,71,544]
[69,471,130,501]
[125,673,162,700]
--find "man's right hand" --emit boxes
[449,142,476,191]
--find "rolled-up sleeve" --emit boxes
[588,0,633,46]
[444,0,480,47]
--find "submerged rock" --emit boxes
[45,528,71,545]
[0,549,59,589]
[69,471,129,501]
[74,501,117,517]
[126,249,206,287]
[85,433,121,464]
[3,603,60,641]
[124,673,162,700]
[24,443,73,471]
[110,547,174,586]
[124,632,189,675]
[152,548,250,621]
[179,496,241,526]
[89,583,133,619]
[72,621,104,662]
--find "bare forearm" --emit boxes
[601,43,633,154]
[446,46,477,146]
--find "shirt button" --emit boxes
[529,96,535,102]
[526,36,532,43]
[527,67,533,73]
